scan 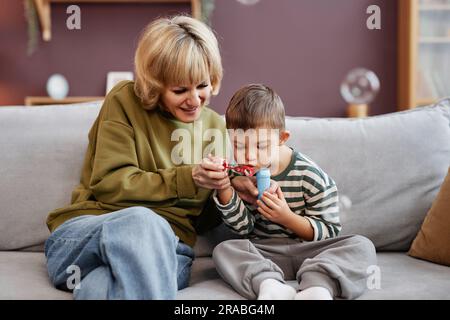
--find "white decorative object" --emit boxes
[46,74,69,99]
[236,0,260,5]
[106,72,134,94]
[340,68,380,117]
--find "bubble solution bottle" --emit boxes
[256,168,271,199]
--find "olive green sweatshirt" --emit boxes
[46,81,227,247]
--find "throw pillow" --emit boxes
[408,167,450,266]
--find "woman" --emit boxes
[44,15,231,299]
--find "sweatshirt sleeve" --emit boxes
[89,119,197,204]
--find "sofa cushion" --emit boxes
[194,223,240,257]
[2,251,448,300]
[0,102,102,250]
[176,252,450,300]
[359,252,450,300]
[285,99,450,251]
[408,167,450,266]
[0,251,71,299]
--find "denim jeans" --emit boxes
[44,206,195,299]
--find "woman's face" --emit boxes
[160,80,212,123]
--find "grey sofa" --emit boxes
[1,100,449,300]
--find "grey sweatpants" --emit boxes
[212,234,377,300]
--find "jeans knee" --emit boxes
[117,206,173,234]
[103,206,177,250]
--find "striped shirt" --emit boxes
[213,150,341,241]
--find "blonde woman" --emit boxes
[44,16,229,299]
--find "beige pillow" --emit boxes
[408,168,450,266]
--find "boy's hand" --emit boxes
[256,186,295,226]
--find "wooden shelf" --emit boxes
[25,96,104,106]
[33,0,201,41]
[416,98,437,105]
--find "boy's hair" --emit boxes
[134,15,223,109]
[226,84,286,130]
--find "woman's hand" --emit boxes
[192,155,230,190]
[231,176,278,205]
[231,176,258,204]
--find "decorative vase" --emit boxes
[46,74,69,100]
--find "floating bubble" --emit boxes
[340,68,380,104]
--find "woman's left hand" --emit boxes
[192,155,231,190]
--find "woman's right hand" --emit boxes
[231,175,278,205]
[230,176,258,204]
[192,155,230,190]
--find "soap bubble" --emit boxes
[337,194,352,222]
[339,195,352,211]
[340,68,380,104]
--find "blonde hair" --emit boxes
[226,84,286,130]
[134,15,223,109]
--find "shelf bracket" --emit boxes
[33,0,52,41]
[32,0,202,42]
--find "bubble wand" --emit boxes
[222,160,256,177]
[222,159,271,199]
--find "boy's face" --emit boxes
[230,128,289,172]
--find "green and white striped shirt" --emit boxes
[213,150,341,241]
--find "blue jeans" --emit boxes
[44,206,195,299]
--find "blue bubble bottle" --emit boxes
[256,168,271,199]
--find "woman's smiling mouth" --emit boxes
[180,106,199,114]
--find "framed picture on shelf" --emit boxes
[106,71,134,94]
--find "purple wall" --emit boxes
[0,0,397,117]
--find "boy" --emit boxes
[210,84,376,300]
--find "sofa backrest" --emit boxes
[0,99,449,252]
[285,99,450,251]
[0,102,102,251]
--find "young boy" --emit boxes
[210,84,376,300]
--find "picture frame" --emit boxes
[106,71,134,94]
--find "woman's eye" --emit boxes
[172,84,207,94]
